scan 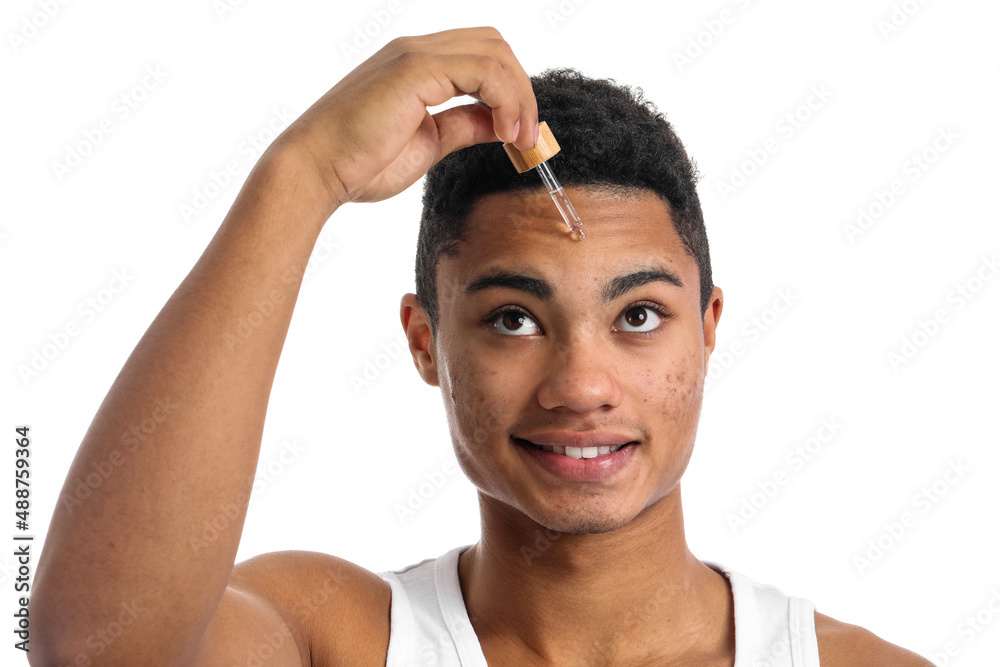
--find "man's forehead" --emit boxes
[464,186,669,236]
[435,187,697,303]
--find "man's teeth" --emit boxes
[532,443,625,459]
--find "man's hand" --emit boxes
[280,26,539,210]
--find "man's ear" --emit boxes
[702,286,724,368]
[400,293,439,387]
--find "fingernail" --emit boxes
[512,119,520,143]
[533,122,539,147]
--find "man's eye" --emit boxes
[616,305,663,333]
[489,309,541,336]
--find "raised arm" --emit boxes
[29,26,537,667]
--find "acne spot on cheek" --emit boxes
[657,370,698,419]
[660,373,683,396]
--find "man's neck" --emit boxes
[457,486,735,666]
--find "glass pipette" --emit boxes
[503,121,585,241]
[534,159,585,240]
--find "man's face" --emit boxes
[402,187,723,535]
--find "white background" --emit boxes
[3,0,999,664]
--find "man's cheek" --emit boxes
[450,378,503,448]
[656,369,699,419]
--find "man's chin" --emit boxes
[550,519,628,536]
[529,505,635,536]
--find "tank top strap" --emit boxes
[704,560,821,667]
[379,545,485,667]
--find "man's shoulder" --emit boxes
[230,550,392,667]
[814,611,933,666]
[230,548,392,603]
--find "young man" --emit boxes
[31,27,931,666]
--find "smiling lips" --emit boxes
[513,430,639,460]
[513,432,639,482]
[526,442,627,459]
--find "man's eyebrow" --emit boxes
[601,267,684,302]
[464,265,683,303]
[465,271,553,301]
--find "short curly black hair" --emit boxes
[415,67,711,334]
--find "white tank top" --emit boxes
[378,545,821,666]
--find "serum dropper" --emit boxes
[503,122,585,240]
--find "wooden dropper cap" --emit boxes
[503,121,561,173]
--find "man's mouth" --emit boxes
[512,437,635,460]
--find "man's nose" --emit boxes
[535,336,624,413]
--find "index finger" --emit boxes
[401,26,539,150]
